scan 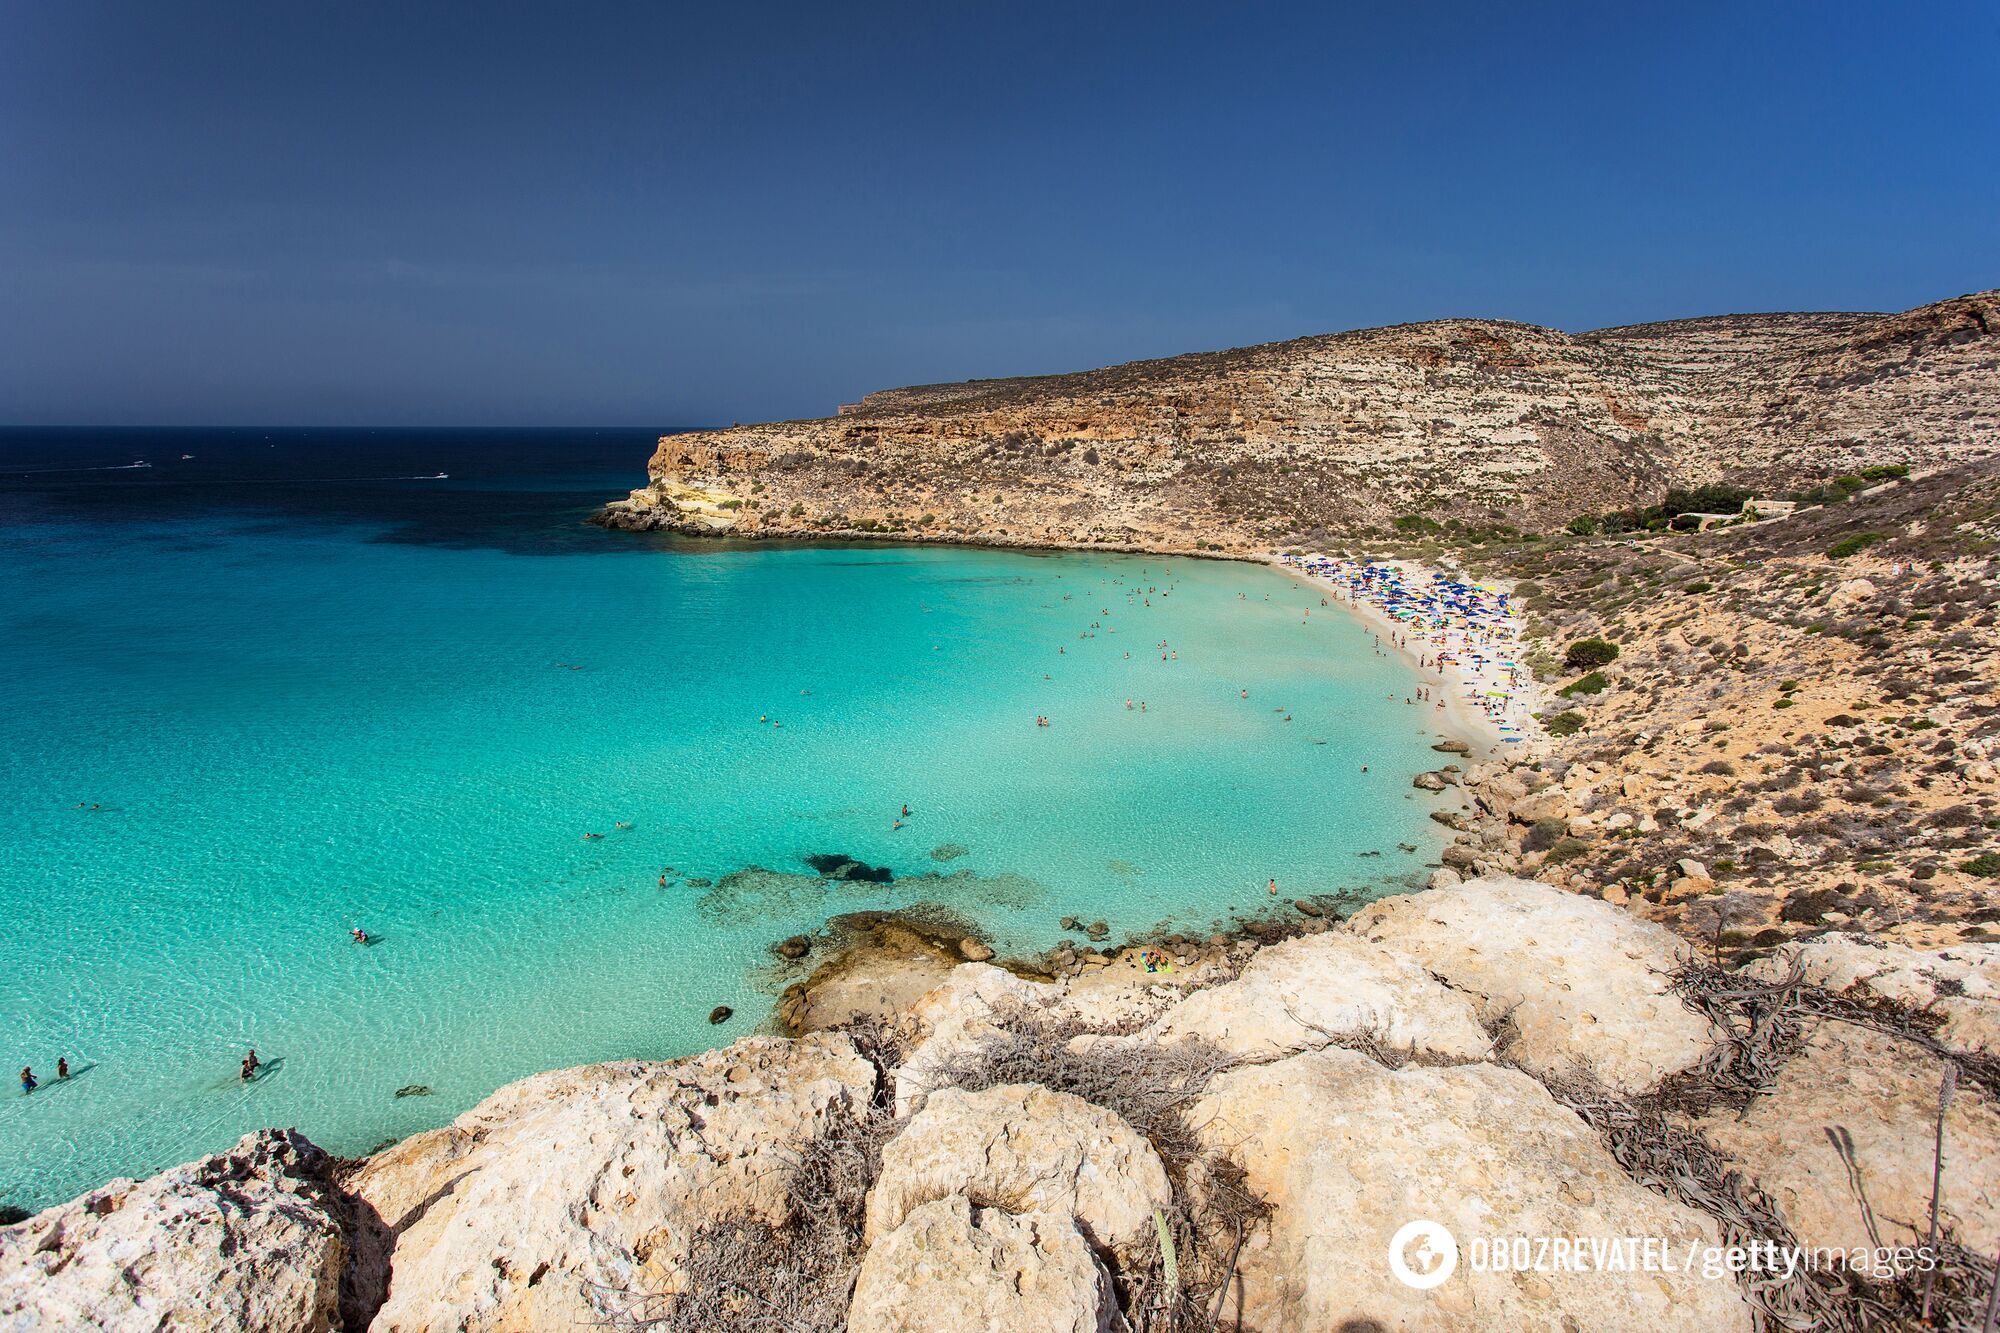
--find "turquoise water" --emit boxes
[0,430,1451,1211]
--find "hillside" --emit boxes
[598,290,2000,550]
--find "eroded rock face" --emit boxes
[0,1129,350,1333]
[1351,876,1713,1095]
[865,1083,1171,1265]
[350,1033,876,1333]
[1194,1047,1752,1331]
[1757,936,2000,1059]
[847,1196,1114,1333]
[1121,931,1493,1063]
[1698,1021,2000,1256]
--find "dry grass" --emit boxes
[589,1098,894,1333]
[936,1009,1266,1333]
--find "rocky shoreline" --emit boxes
[5,876,1994,1331]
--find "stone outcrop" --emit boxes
[847,1196,1115,1333]
[348,1034,875,1332]
[1697,1021,2000,1257]
[864,1083,1171,1265]
[1113,930,1493,1063]
[1350,876,1713,1095]
[597,290,2000,551]
[1758,936,2000,1059]
[1194,1047,1751,1331]
[18,876,2000,1331]
[0,1130,353,1333]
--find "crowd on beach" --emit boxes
[1279,555,1535,742]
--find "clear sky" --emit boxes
[2,2,1995,427]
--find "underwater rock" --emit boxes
[958,938,994,962]
[1084,921,1108,941]
[394,1085,432,1099]
[929,843,969,862]
[708,1006,734,1025]
[805,853,893,883]
[775,935,813,960]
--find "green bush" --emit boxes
[1543,711,1585,737]
[1543,837,1589,866]
[1566,515,1599,536]
[1393,514,1444,535]
[1564,638,1621,669]
[1960,853,2000,879]
[1559,672,1608,697]
[1827,532,1888,559]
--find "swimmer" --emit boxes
[351,927,369,944]
[615,821,632,830]
[57,1057,68,1080]
[901,804,910,817]
[1126,698,1134,710]
[1241,689,1248,698]
[583,832,603,840]
[240,1049,260,1081]
[893,819,903,830]
[1267,878,1277,896]
[659,873,667,888]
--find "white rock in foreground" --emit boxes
[1194,1047,1751,1331]
[1351,876,1712,1094]
[848,1195,1115,1333]
[1699,1020,2000,1255]
[1757,935,2000,1058]
[865,1083,1171,1264]
[1127,931,1493,1062]
[351,1032,875,1333]
[0,1129,350,1333]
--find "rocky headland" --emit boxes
[596,290,1998,552]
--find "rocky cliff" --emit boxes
[597,290,1999,551]
[6,878,1995,1331]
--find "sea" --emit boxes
[0,427,1452,1211]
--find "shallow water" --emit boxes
[0,428,1453,1209]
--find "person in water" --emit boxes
[20,1066,35,1095]
[57,1056,68,1080]
[241,1049,261,1081]
[1268,878,1278,896]
[351,926,369,944]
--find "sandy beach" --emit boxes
[1268,553,1543,758]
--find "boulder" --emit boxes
[957,937,995,962]
[348,1033,876,1332]
[1193,1047,1750,1331]
[1755,936,2000,1058]
[892,964,1062,1114]
[1698,1021,2000,1255]
[1427,868,1463,891]
[847,1196,1114,1333]
[1350,877,1713,1095]
[1118,932,1491,1063]
[864,1084,1170,1264]
[1413,771,1448,792]
[0,1130,352,1333]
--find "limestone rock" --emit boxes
[1698,1021,2000,1255]
[350,1033,876,1332]
[865,1083,1170,1263]
[0,1129,351,1333]
[1756,935,2000,1058]
[1120,931,1491,1063]
[1193,1047,1750,1331]
[1350,876,1713,1095]
[847,1196,1114,1333]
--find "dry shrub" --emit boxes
[938,1009,1267,1332]
[592,1094,894,1332]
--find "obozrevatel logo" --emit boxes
[1388,1219,1459,1289]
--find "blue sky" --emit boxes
[2,1,1994,426]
